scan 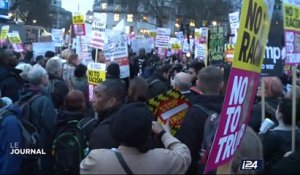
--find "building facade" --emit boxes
[92,0,178,35]
[49,0,72,30]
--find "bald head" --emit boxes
[174,72,192,91]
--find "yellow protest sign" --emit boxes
[87,62,106,85]
[7,33,22,44]
[232,0,273,73]
[147,89,191,136]
[149,31,157,37]
[171,43,181,50]
[0,25,9,42]
[72,14,84,24]
[283,3,300,31]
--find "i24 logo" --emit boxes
[240,160,263,171]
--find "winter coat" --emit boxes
[88,105,122,150]
[80,132,191,174]
[175,94,224,175]
[19,84,57,174]
[147,72,171,98]
[0,113,23,174]
[0,65,23,102]
[263,128,300,172]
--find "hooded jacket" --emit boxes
[0,65,23,102]
[175,94,224,175]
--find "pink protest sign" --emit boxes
[204,68,259,172]
[204,0,274,172]
[283,1,300,65]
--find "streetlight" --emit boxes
[33,19,37,24]
[212,21,217,26]
[8,12,13,18]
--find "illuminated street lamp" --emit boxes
[33,19,37,24]
[212,21,217,26]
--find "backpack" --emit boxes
[0,94,42,159]
[147,79,160,87]
[52,119,88,174]
[192,103,221,164]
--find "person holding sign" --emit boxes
[80,102,191,174]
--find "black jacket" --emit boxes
[0,65,23,102]
[175,94,224,175]
[271,149,300,175]
[147,72,171,98]
[249,97,280,133]
[89,104,122,150]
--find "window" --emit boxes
[142,16,148,22]
[114,13,120,22]
[101,3,107,10]
[127,14,133,22]
[125,26,130,34]
[115,4,121,10]
[190,19,196,27]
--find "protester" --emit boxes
[19,64,57,174]
[0,48,23,102]
[231,126,263,174]
[249,77,284,133]
[263,98,300,173]
[80,102,191,174]
[22,43,34,64]
[62,53,79,84]
[133,48,149,77]
[188,61,205,86]
[147,64,172,98]
[126,76,150,103]
[35,55,48,68]
[45,51,55,60]
[173,72,198,104]
[88,79,126,149]
[53,90,87,174]
[15,63,33,83]
[70,64,88,100]
[175,66,224,174]
[271,149,300,174]
[45,58,69,110]
[106,61,121,79]
[91,49,105,63]
[0,97,23,174]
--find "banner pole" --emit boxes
[292,65,296,152]
[261,77,266,123]
[95,48,98,63]
[68,25,72,50]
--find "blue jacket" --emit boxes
[0,108,23,175]
[19,84,57,174]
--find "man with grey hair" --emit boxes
[45,58,69,109]
[173,72,197,104]
[19,64,57,174]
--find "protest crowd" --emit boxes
[0,43,299,174]
[1,0,300,174]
